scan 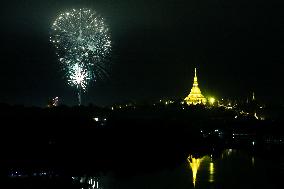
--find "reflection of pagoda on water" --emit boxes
[187,155,204,187]
[187,154,215,187]
[184,68,207,105]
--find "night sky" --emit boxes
[0,0,283,106]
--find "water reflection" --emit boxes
[187,153,216,187]
[86,177,100,189]
[209,162,214,183]
[187,155,204,187]
[252,156,255,166]
[227,148,233,156]
[76,149,281,189]
[73,176,101,189]
[3,147,283,189]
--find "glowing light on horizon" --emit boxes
[209,97,216,105]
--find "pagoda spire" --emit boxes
[193,68,198,86]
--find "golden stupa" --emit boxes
[184,68,207,105]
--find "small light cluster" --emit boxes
[92,116,107,126]
[47,96,59,107]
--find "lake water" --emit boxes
[85,149,283,189]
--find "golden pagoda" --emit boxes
[184,68,207,105]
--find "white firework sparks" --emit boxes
[50,8,111,105]
[68,63,91,91]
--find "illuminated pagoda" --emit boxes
[184,68,207,105]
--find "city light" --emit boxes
[209,97,216,105]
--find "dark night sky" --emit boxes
[0,0,283,106]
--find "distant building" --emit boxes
[184,68,207,105]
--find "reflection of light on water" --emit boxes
[88,178,99,189]
[252,156,255,166]
[187,154,216,187]
[222,149,233,157]
[209,162,214,183]
[227,149,233,156]
[187,155,204,187]
[77,176,101,189]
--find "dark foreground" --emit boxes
[0,104,283,188]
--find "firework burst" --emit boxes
[68,63,91,91]
[50,8,111,105]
